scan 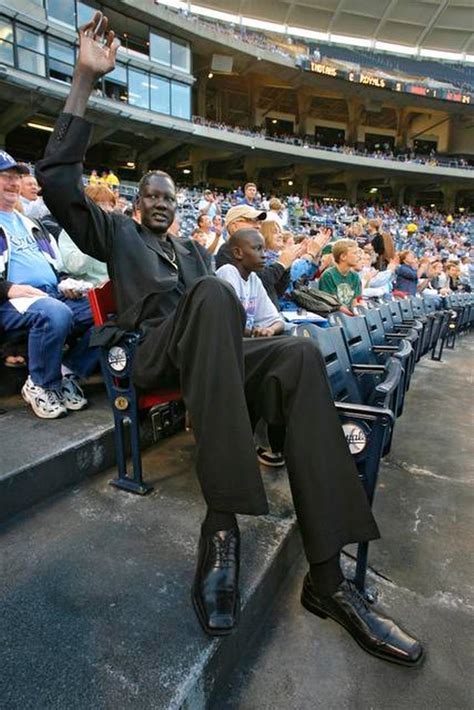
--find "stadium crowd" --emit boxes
[1,167,471,415]
[0,10,473,671]
[191,117,472,169]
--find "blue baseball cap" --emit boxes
[0,150,29,174]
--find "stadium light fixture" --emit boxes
[271,119,278,124]
[287,26,329,42]
[369,187,378,193]
[126,162,135,168]
[419,48,463,61]
[288,180,293,186]
[207,72,213,79]
[330,33,371,48]
[374,41,417,56]
[459,207,465,212]
[430,203,436,208]
[189,4,240,24]
[241,17,286,34]
[26,122,54,132]
[182,168,191,174]
[157,0,188,11]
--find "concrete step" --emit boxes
[1,429,302,710]
[0,383,118,522]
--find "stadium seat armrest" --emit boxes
[372,345,399,353]
[334,401,394,424]
[351,364,386,374]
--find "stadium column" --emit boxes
[297,91,312,137]
[346,98,364,146]
[197,75,207,118]
[389,179,406,207]
[441,184,457,212]
[345,178,359,204]
[249,81,262,128]
[395,108,412,150]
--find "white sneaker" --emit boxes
[21,376,67,420]
[60,374,88,411]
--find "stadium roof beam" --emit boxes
[0,103,37,136]
[373,0,399,40]
[415,0,450,50]
[88,126,117,148]
[327,0,348,33]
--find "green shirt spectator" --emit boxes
[318,238,362,310]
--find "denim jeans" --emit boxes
[0,288,99,389]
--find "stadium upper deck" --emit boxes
[0,0,472,206]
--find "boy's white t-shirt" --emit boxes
[216,264,283,332]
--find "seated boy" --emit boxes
[216,228,284,338]
[318,239,362,313]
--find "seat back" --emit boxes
[88,280,117,326]
[297,324,362,403]
[399,298,415,320]
[359,306,387,347]
[379,304,396,332]
[387,300,403,325]
[331,312,377,366]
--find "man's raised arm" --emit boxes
[35,12,120,261]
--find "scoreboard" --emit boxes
[303,60,472,105]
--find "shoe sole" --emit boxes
[191,585,240,637]
[21,387,67,420]
[257,456,286,468]
[64,400,88,411]
[301,580,425,668]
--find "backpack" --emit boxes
[291,286,341,316]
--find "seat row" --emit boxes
[88,283,473,597]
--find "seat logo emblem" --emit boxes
[343,423,367,454]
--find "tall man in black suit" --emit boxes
[36,12,423,666]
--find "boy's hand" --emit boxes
[251,327,274,337]
[77,12,120,80]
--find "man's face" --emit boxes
[139,174,177,233]
[228,218,262,234]
[200,215,211,231]
[0,170,22,211]
[236,232,266,272]
[21,175,39,201]
[245,185,257,201]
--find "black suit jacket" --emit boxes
[36,113,213,387]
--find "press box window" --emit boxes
[150,75,170,114]
[149,32,171,66]
[104,63,128,102]
[48,38,75,83]
[0,18,14,66]
[77,1,96,27]
[47,0,76,27]
[171,38,190,73]
[171,81,190,119]
[128,68,149,109]
[16,26,46,76]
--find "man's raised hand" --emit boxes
[77,12,119,79]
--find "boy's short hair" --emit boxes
[244,182,257,191]
[331,239,357,263]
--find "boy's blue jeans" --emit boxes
[0,287,99,390]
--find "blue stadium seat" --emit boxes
[296,323,397,593]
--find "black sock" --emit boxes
[310,554,344,597]
[202,509,237,535]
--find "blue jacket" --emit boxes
[394,264,417,295]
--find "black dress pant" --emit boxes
[137,277,380,564]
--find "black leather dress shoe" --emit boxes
[301,574,424,667]
[192,527,240,636]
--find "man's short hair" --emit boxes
[244,182,257,192]
[331,239,358,263]
[138,170,175,195]
[197,214,209,227]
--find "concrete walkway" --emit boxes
[213,335,474,710]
